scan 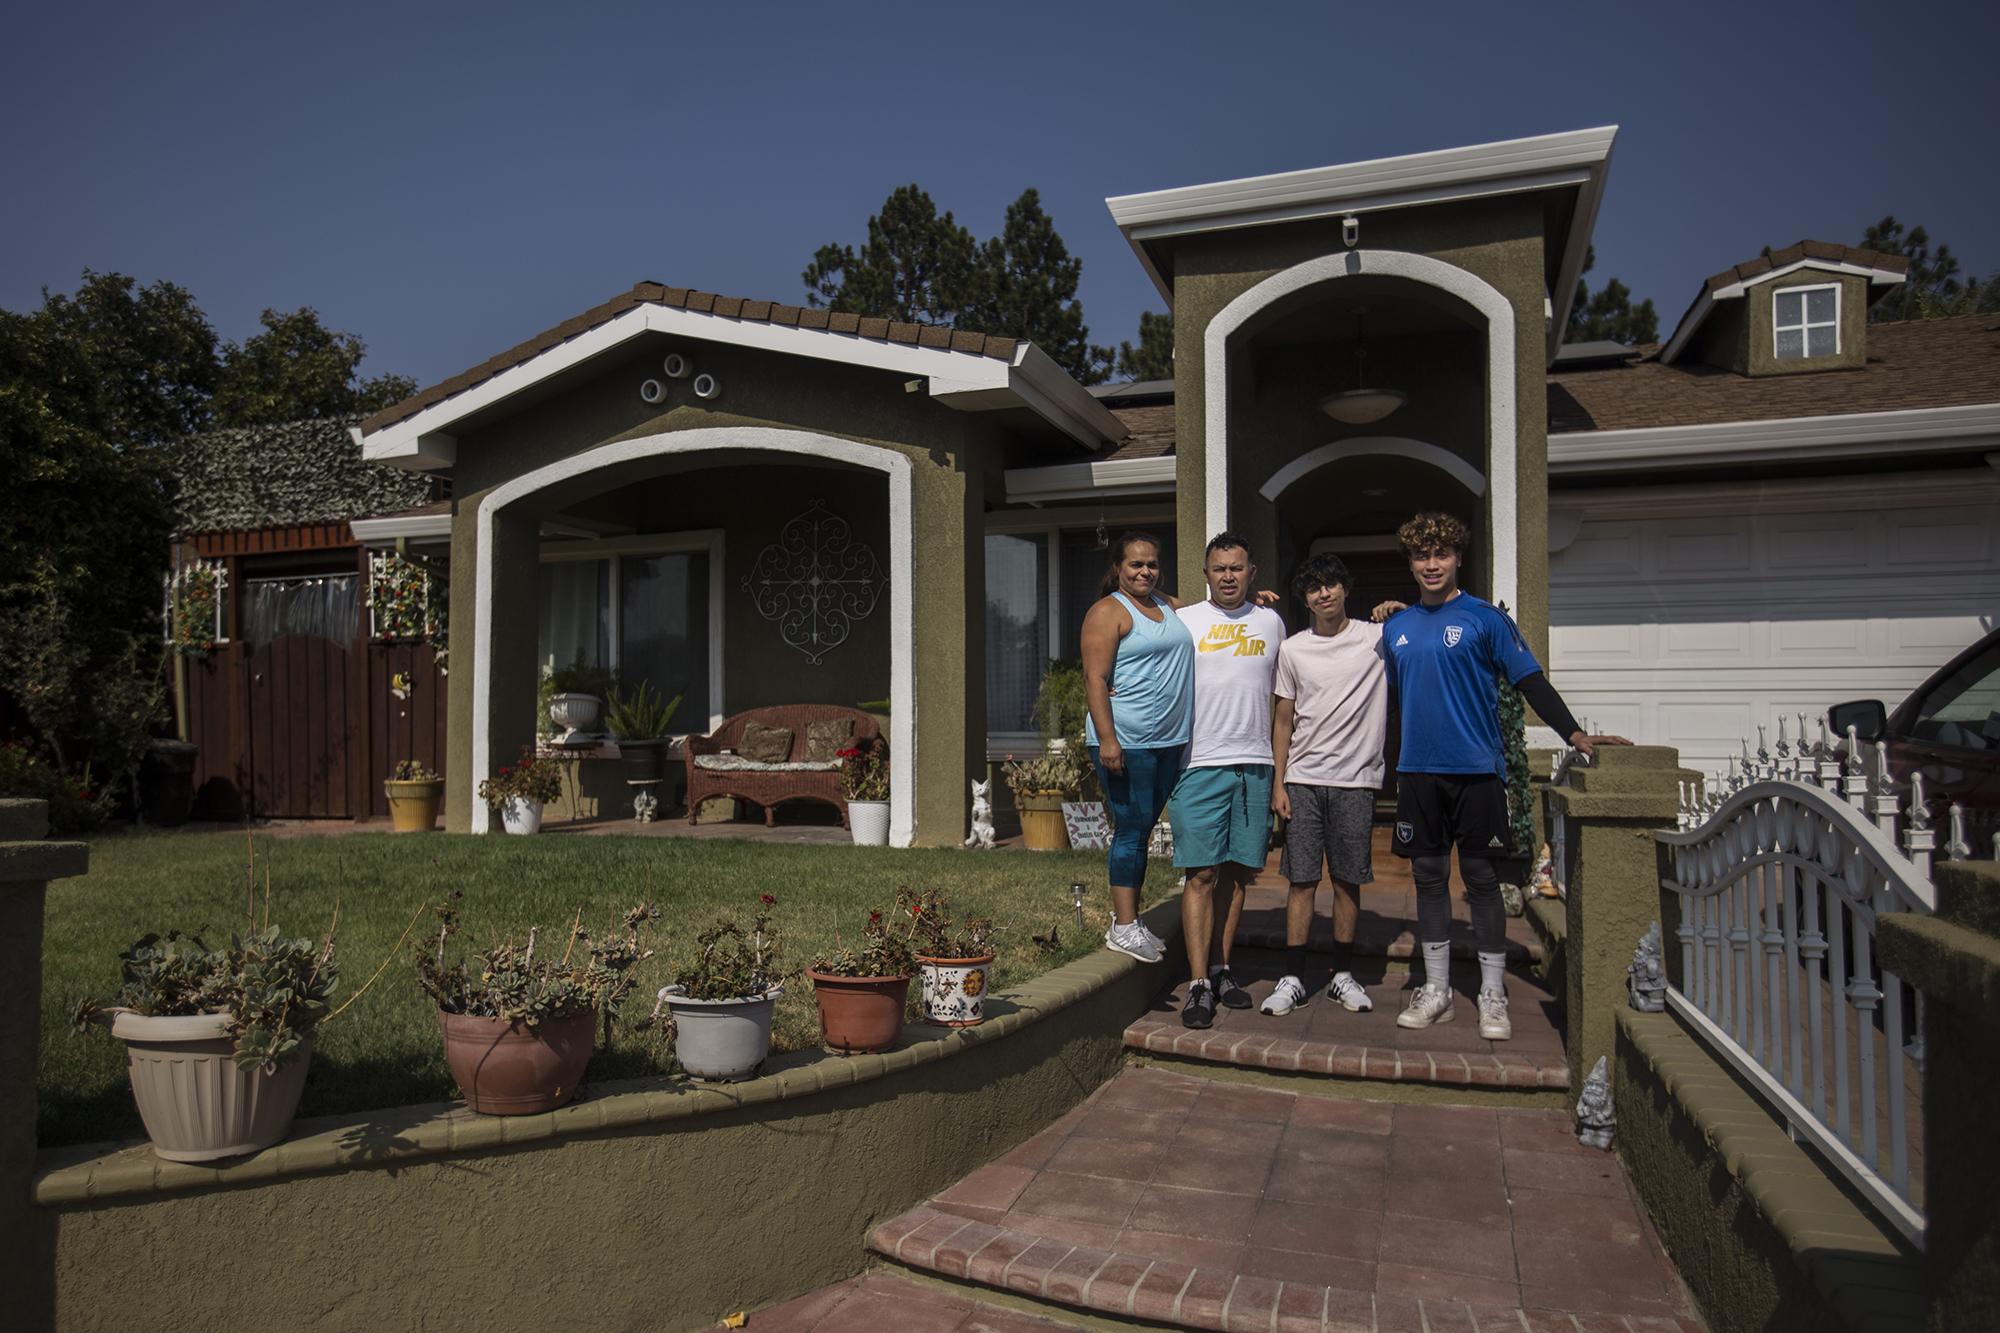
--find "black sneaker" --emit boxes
[1181,981,1217,1029]
[1212,967,1253,1010]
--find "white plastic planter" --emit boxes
[110,1011,313,1161]
[847,799,890,846]
[501,797,544,835]
[661,986,781,1082]
[547,692,600,739]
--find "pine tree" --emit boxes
[1567,246,1658,346]
[1111,311,1174,382]
[801,184,976,326]
[1859,216,1993,320]
[960,189,1101,383]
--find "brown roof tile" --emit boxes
[1096,402,1177,461]
[360,281,1024,435]
[1701,240,1906,295]
[1549,315,2000,433]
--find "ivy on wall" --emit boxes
[169,418,432,533]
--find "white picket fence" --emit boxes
[1653,715,1979,1250]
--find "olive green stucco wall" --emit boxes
[1164,198,1553,660]
[441,338,990,845]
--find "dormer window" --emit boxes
[1774,284,1839,360]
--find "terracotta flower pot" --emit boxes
[914,952,997,1027]
[660,986,780,1082]
[110,1011,312,1161]
[384,778,444,832]
[1016,790,1070,851]
[807,969,910,1053]
[437,1009,595,1114]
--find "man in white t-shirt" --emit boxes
[1261,553,1390,1018]
[1167,533,1287,1029]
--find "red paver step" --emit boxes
[1125,949,1569,1091]
[735,1269,1089,1330]
[868,1067,1697,1332]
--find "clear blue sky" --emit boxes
[6,0,1995,390]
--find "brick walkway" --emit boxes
[738,1270,1088,1331]
[868,1066,1696,1331]
[1126,954,1568,1091]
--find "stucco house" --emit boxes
[350,125,2000,840]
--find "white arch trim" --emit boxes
[1258,436,1488,503]
[1203,249,1518,614]
[471,426,915,844]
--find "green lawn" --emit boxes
[39,827,1141,1148]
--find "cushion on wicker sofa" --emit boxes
[804,717,854,762]
[693,755,838,773]
[740,722,794,764]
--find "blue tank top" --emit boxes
[1085,592,1194,749]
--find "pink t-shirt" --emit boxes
[1273,619,1389,789]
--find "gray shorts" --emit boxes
[1279,784,1376,887]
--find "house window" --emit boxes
[536,532,721,730]
[1774,284,1839,360]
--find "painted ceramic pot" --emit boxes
[847,799,890,845]
[914,953,996,1028]
[807,970,910,1053]
[500,796,543,835]
[661,986,781,1082]
[110,1011,312,1162]
[438,1009,594,1114]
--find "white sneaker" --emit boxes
[1327,971,1374,1012]
[1138,921,1167,954]
[1261,975,1309,1016]
[1395,983,1455,1029]
[1477,988,1512,1040]
[1104,920,1162,964]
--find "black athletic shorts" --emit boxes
[1391,772,1510,858]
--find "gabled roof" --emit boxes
[1658,241,1908,364]
[1549,314,1999,433]
[1105,127,1619,366]
[357,282,1125,469]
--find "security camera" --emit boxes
[1342,215,1359,249]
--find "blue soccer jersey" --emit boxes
[1383,594,1542,776]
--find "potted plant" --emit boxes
[652,895,788,1081]
[539,656,617,740]
[478,745,562,834]
[605,680,683,784]
[902,886,997,1028]
[72,923,338,1161]
[1003,750,1086,851]
[807,903,916,1054]
[417,893,659,1114]
[838,736,891,846]
[384,759,445,832]
[138,738,199,827]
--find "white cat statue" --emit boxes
[964,778,996,850]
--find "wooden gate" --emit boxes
[248,633,355,819]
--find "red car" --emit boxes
[1829,627,2000,857]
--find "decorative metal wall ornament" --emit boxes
[744,500,885,665]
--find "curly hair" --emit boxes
[1397,511,1470,558]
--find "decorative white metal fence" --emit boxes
[1654,714,1978,1249]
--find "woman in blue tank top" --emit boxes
[1080,531,1194,964]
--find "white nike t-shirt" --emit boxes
[1176,600,1286,768]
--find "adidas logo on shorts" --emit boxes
[1488,835,1506,848]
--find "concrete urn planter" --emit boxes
[384,778,444,832]
[915,953,996,1027]
[109,1011,313,1161]
[847,799,890,845]
[660,986,780,1082]
[547,693,600,740]
[437,1009,594,1114]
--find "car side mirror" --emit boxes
[1828,699,1887,742]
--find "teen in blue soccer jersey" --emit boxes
[1381,512,1629,1039]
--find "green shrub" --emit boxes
[0,739,111,835]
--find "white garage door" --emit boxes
[1548,472,2000,783]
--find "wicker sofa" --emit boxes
[682,704,882,827]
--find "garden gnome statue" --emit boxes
[1500,880,1526,917]
[1576,1055,1615,1150]
[1528,842,1557,898]
[964,778,996,850]
[1627,921,1666,1012]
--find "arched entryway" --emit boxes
[468,426,914,842]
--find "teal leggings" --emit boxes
[1089,743,1187,889]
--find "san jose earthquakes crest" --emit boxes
[1444,625,1463,647]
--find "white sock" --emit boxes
[1423,941,1450,991]
[1209,963,1227,979]
[1478,951,1506,996]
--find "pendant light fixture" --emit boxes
[1319,306,1406,425]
